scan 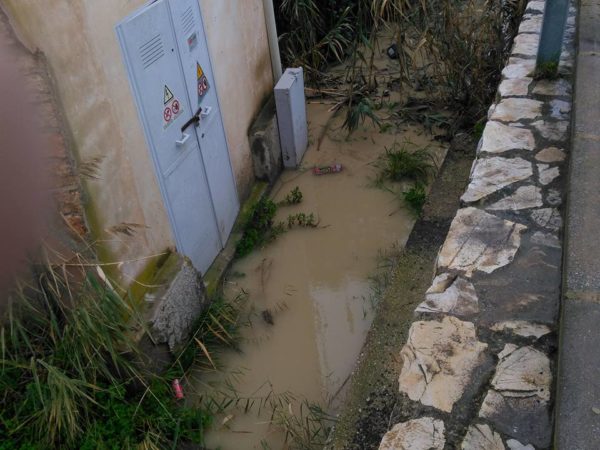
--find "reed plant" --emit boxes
[0,255,213,449]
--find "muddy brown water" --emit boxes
[193,103,445,449]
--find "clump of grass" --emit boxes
[199,378,336,450]
[379,122,394,133]
[342,95,381,135]
[533,60,559,80]
[372,144,433,213]
[379,0,524,125]
[275,0,373,81]
[177,293,245,372]
[278,186,303,206]
[473,119,486,139]
[403,183,427,215]
[287,212,318,229]
[0,258,213,449]
[393,102,452,133]
[379,144,435,185]
[236,188,317,257]
[236,197,279,257]
[270,398,336,448]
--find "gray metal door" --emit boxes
[168,0,239,242]
[116,0,237,273]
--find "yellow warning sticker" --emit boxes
[163,85,174,105]
[196,62,209,105]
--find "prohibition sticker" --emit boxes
[163,106,172,122]
[171,99,180,115]
[162,86,183,129]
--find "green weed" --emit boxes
[403,183,427,215]
[176,293,246,372]
[275,0,373,81]
[278,186,303,207]
[534,60,559,80]
[199,378,336,450]
[378,144,435,185]
[287,212,318,229]
[378,122,394,133]
[235,197,278,257]
[236,189,316,257]
[342,95,381,135]
[473,120,486,139]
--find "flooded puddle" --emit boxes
[193,103,445,449]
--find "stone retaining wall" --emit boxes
[378,1,575,448]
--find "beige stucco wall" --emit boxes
[2,0,273,280]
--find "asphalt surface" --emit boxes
[555,0,600,447]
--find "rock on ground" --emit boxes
[416,273,479,316]
[461,423,505,450]
[490,345,551,401]
[478,345,552,448]
[398,316,487,412]
[480,121,535,153]
[487,185,543,211]
[491,98,542,122]
[530,208,562,231]
[436,208,527,276]
[379,417,445,450]
[535,146,565,163]
[462,157,533,203]
[490,321,551,338]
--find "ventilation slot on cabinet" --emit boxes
[181,6,195,35]
[140,34,164,69]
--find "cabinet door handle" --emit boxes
[200,106,212,118]
[175,133,190,147]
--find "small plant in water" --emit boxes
[379,122,394,133]
[236,189,317,257]
[403,183,427,215]
[261,309,274,325]
[287,212,318,228]
[379,144,435,185]
[236,197,278,257]
[342,95,381,135]
[278,186,303,206]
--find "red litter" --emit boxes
[172,378,184,400]
[313,163,343,175]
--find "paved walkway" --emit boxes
[377,1,575,448]
[555,0,600,447]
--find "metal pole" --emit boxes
[262,0,283,83]
[536,0,570,70]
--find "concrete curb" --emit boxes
[555,0,600,446]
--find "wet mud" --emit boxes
[330,132,477,450]
[194,103,446,449]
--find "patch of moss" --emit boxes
[534,60,559,80]
[128,250,175,304]
[204,182,269,300]
[234,182,269,234]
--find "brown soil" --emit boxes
[328,132,477,450]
